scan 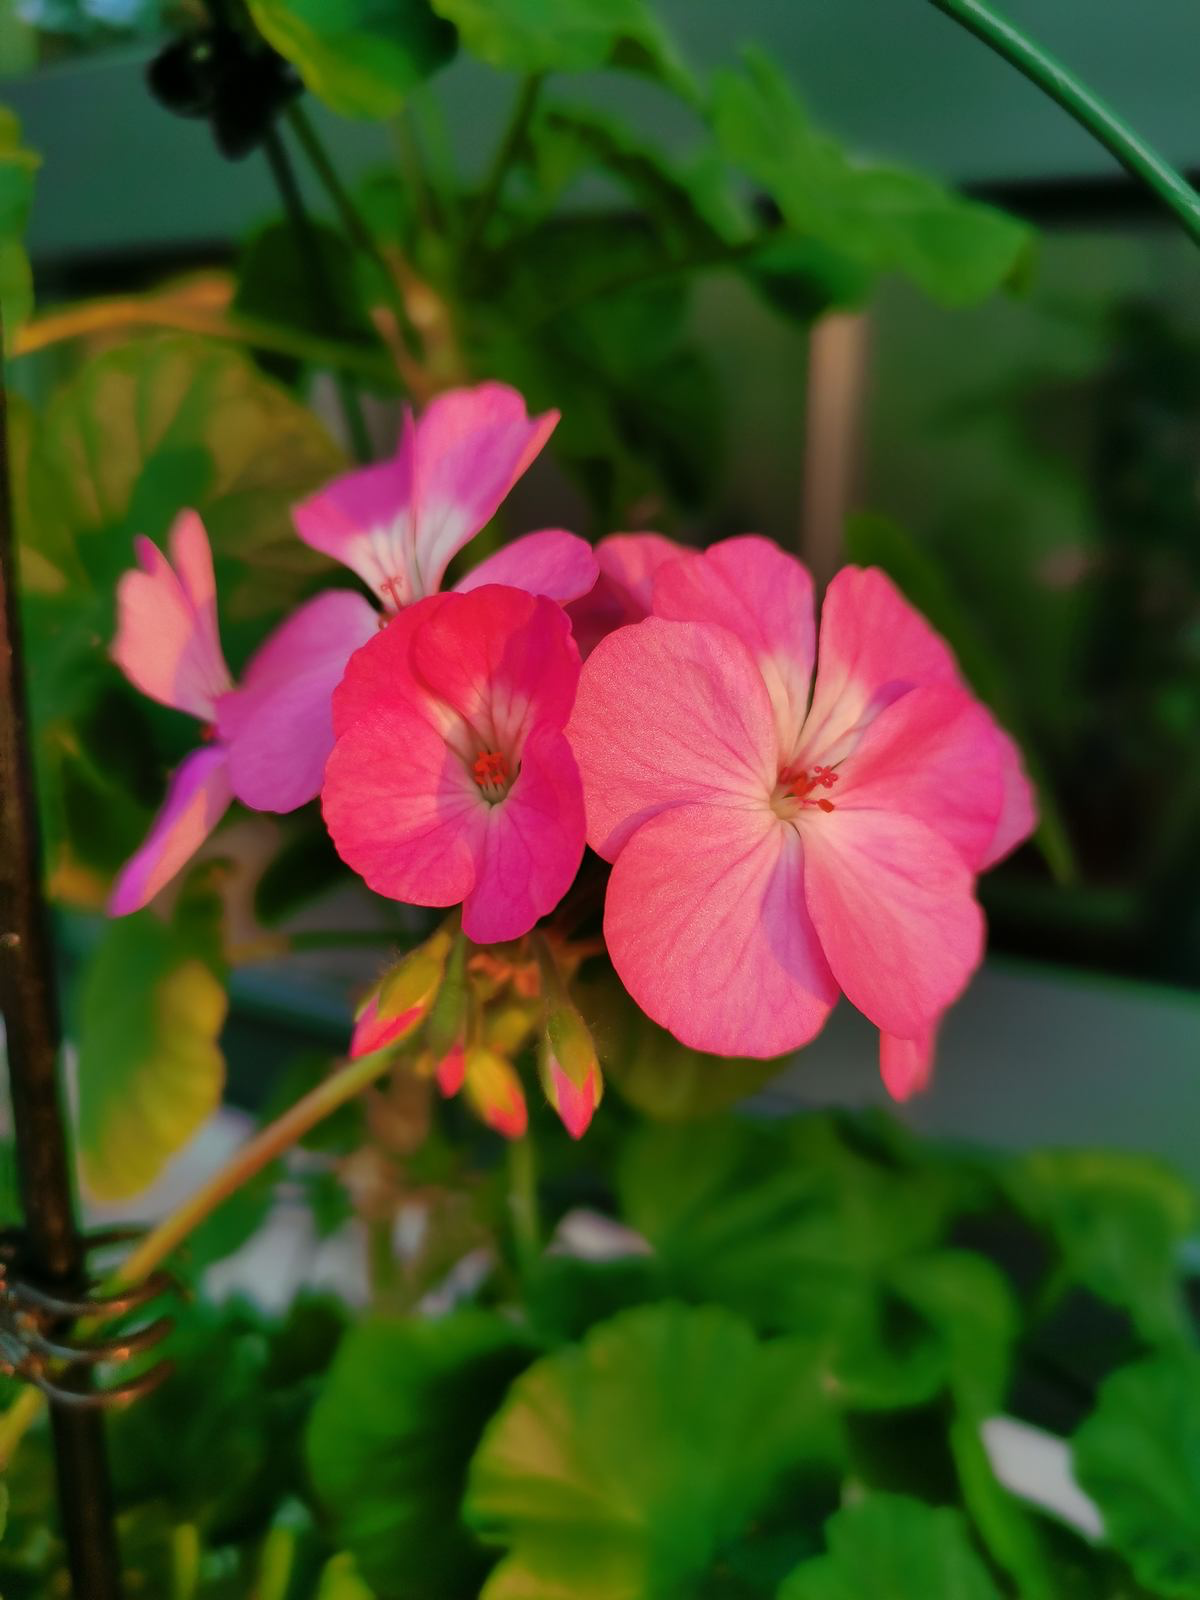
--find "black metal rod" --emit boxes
[0,350,122,1591]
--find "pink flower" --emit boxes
[323,584,586,944]
[108,510,377,916]
[565,531,682,658]
[293,382,595,614]
[567,536,1035,1086]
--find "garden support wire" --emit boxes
[0,358,123,1595]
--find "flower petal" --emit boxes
[322,694,484,911]
[455,528,598,605]
[800,566,960,765]
[409,585,580,755]
[219,589,379,813]
[879,1027,936,1102]
[604,803,837,1058]
[330,595,448,742]
[462,725,586,944]
[411,382,558,596]
[111,510,232,720]
[801,807,984,1038]
[833,683,1005,869]
[652,534,815,755]
[982,726,1037,867]
[566,531,683,658]
[350,993,427,1059]
[568,617,778,861]
[292,412,419,607]
[108,746,233,916]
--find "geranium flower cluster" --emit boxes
[109,381,1034,1134]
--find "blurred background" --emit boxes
[1,0,1197,1172]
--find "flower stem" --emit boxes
[506,1132,540,1271]
[462,74,543,263]
[286,103,425,362]
[927,0,1200,249]
[0,1385,44,1470]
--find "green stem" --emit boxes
[170,1524,201,1600]
[506,1132,540,1271]
[262,126,373,462]
[462,73,543,262]
[0,1386,43,1470]
[286,103,425,362]
[927,0,1200,249]
[114,1048,399,1289]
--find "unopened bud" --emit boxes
[463,1047,528,1140]
[425,928,469,1060]
[350,928,452,1059]
[435,1040,467,1098]
[540,1006,602,1140]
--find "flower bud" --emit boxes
[540,1005,603,1140]
[350,927,452,1059]
[435,1040,467,1098]
[424,928,469,1061]
[462,1047,528,1140]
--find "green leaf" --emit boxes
[307,1310,537,1599]
[844,511,1074,882]
[430,0,690,93]
[25,334,344,619]
[576,968,783,1120]
[234,219,381,352]
[318,1553,377,1600]
[0,106,39,341]
[247,0,455,119]
[712,48,1032,308]
[76,891,227,1201]
[1073,1354,1200,1599]
[779,1493,1002,1600]
[466,1303,843,1599]
[1006,1149,1196,1345]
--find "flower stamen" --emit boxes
[773,762,838,818]
[472,749,511,801]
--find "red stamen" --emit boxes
[779,762,838,812]
[380,575,406,613]
[473,750,509,790]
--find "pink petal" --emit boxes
[111,511,232,720]
[350,993,427,1059]
[652,535,815,754]
[568,617,778,862]
[331,596,448,741]
[549,1061,600,1140]
[322,691,485,911]
[800,567,960,766]
[802,807,984,1039]
[108,746,233,916]
[292,412,418,608]
[218,590,379,813]
[436,1042,467,1097]
[455,528,598,605]
[566,532,683,658]
[411,383,558,596]
[879,1027,937,1101]
[982,725,1037,867]
[604,803,837,1058]
[833,684,1005,870]
[462,725,586,944]
[409,586,580,755]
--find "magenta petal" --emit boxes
[833,684,1004,870]
[653,535,816,754]
[461,725,586,944]
[879,1027,936,1102]
[568,617,778,861]
[409,586,580,752]
[455,528,598,605]
[605,803,837,1058]
[322,696,484,911]
[802,807,984,1038]
[111,510,232,720]
[800,567,960,764]
[566,532,682,657]
[982,725,1037,867]
[331,595,448,741]
[108,746,233,916]
[219,590,379,813]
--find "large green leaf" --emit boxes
[0,106,38,340]
[1073,1355,1200,1599]
[248,0,455,119]
[430,0,690,92]
[779,1494,1002,1600]
[76,885,227,1201]
[24,334,344,620]
[465,1303,843,1599]
[1006,1149,1196,1345]
[307,1311,537,1600]
[576,968,782,1121]
[712,49,1032,308]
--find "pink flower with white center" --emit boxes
[567,536,1035,1089]
[322,584,586,944]
[565,531,683,658]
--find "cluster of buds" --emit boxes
[348,920,604,1142]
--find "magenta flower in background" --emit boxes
[323,584,586,944]
[565,531,682,658]
[567,536,1035,1094]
